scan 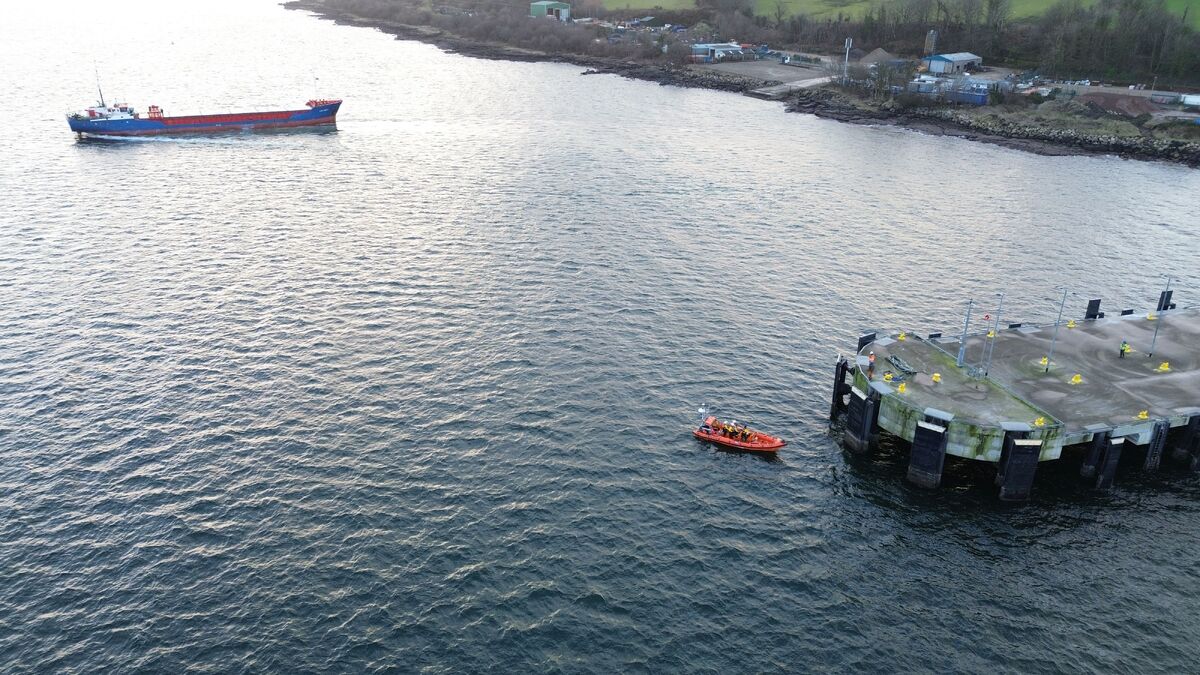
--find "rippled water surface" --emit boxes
[3,1,1200,671]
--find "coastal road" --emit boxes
[744,76,832,100]
[693,60,832,100]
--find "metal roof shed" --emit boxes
[530,1,571,21]
[923,52,982,74]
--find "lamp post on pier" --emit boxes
[956,299,974,368]
[983,293,1004,376]
[1045,287,1069,373]
[1148,276,1172,358]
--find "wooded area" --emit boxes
[708,0,1199,84]
[323,0,1200,85]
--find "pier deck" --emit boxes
[851,307,1200,462]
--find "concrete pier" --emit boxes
[833,302,1200,500]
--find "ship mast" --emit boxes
[94,64,106,107]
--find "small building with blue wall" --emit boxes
[923,52,982,74]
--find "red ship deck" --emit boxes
[160,110,300,126]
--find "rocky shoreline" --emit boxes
[787,89,1200,165]
[283,0,765,92]
[286,0,1198,166]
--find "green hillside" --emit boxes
[601,0,1200,28]
[601,0,694,9]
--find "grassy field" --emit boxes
[601,0,1200,28]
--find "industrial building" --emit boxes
[530,0,570,21]
[689,42,752,63]
[905,75,991,105]
[922,52,982,74]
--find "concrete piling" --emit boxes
[907,409,953,489]
[1171,416,1199,468]
[865,387,881,450]
[1095,437,1124,490]
[1081,430,1111,479]
[997,426,1042,502]
[1186,417,1200,472]
[843,386,879,454]
[829,357,851,421]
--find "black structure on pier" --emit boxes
[1094,437,1124,490]
[1081,430,1111,479]
[996,424,1041,502]
[843,385,880,454]
[1173,416,1200,470]
[907,408,953,489]
[829,357,851,421]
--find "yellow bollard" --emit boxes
[883,373,894,382]
[1067,319,1077,329]
[898,332,907,341]
[932,373,942,383]
[897,383,907,393]
[1039,356,1049,366]
[1147,313,1157,321]
[987,330,995,338]
[1070,374,1083,385]
[1157,362,1170,372]
[1137,410,1149,420]
[1034,416,1046,427]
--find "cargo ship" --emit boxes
[67,96,342,137]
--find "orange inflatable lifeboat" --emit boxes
[693,415,786,453]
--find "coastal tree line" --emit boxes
[316,0,1200,85]
[706,0,1199,84]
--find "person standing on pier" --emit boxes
[1120,339,1130,359]
[868,351,876,379]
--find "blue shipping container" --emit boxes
[946,90,988,105]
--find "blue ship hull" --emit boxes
[68,101,341,137]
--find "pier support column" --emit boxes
[829,357,851,421]
[1143,420,1170,472]
[843,386,879,455]
[1095,437,1124,490]
[1081,430,1111,479]
[995,425,1041,502]
[1171,416,1199,470]
[907,409,953,489]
